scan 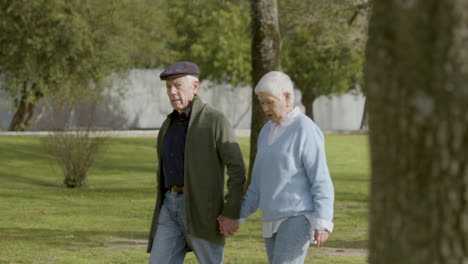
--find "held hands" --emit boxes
[313,229,330,248]
[217,216,329,245]
[217,216,240,237]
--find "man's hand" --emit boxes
[217,216,240,237]
[313,229,329,248]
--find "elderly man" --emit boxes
[147,61,246,264]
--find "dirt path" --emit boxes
[102,238,368,258]
[310,247,368,257]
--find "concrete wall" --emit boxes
[0,69,365,131]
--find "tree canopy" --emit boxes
[280,0,367,119]
[165,0,251,85]
[0,0,171,130]
[0,0,368,130]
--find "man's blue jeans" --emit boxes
[149,192,224,264]
[264,215,312,264]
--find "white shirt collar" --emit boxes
[273,106,300,128]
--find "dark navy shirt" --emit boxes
[161,109,191,188]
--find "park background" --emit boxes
[0,1,369,263]
[2,0,467,263]
[0,70,366,132]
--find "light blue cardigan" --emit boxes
[240,112,334,225]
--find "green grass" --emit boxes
[0,135,369,264]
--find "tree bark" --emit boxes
[301,88,315,120]
[8,83,42,131]
[248,0,281,187]
[359,97,368,130]
[9,99,29,131]
[366,0,468,263]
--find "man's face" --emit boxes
[165,76,199,112]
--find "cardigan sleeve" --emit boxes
[239,170,260,219]
[239,123,269,219]
[301,124,334,222]
[215,113,246,219]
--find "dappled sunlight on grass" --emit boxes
[0,135,369,263]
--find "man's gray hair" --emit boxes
[185,75,199,85]
[254,71,294,102]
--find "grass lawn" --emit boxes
[0,134,369,264]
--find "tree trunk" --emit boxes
[248,0,281,187]
[301,89,315,120]
[9,99,29,131]
[365,1,468,263]
[8,83,42,131]
[359,97,368,130]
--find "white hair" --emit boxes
[185,75,199,85]
[254,71,294,102]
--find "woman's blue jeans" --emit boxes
[264,215,312,264]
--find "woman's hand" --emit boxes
[314,229,329,248]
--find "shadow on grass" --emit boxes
[0,139,51,162]
[335,192,369,204]
[332,173,369,182]
[106,137,156,147]
[325,239,368,249]
[0,227,149,248]
[1,149,51,165]
[0,137,157,178]
[91,162,156,175]
[81,187,155,197]
[0,172,61,188]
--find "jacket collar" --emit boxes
[187,95,205,137]
[164,95,205,128]
[166,95,204,119]
[159,95,204,149]
[190,95,205,118]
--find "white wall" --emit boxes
[313,91,365,130]
[0,90,12,131]
[0,69,366,131]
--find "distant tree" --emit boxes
[282,28,363,119]
[280,0,367,120]
[0,0,170,131]
[366,0,468,263]
[248,0,281,183]
[166,0,251,85]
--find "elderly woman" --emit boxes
[238,71,334,263]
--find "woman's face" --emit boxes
[257,92,290,124]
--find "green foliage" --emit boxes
[166,0,251,85]
[282,27,364,98]
[0,135,369,263]
[0,0,171,129]
[280,0,367,99]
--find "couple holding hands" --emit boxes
[147,61,334,264]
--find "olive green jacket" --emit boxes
[147,95,246,252]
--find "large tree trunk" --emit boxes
[359,97,368,130]
[248,0,281,186]
[365,1,468,263]
[8,83,42,131]
[301,88,315,120]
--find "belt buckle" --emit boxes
[170,185,184,194]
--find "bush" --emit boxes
[43,127,106,188]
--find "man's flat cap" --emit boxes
[159,61,200,80]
